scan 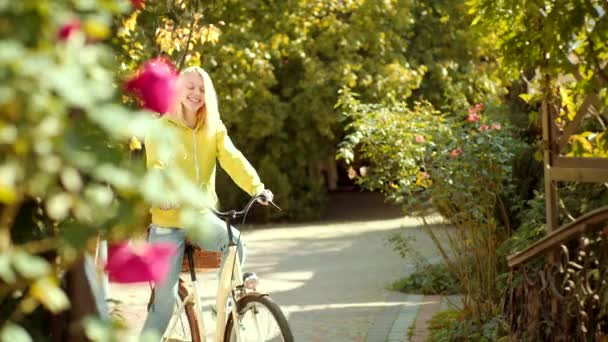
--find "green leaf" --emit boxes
[59,221,99,250]
[0,252,16,283]
[0,41,25,62]
[0,323,32,342]
[518,93,532,103]
[11,251,51,279]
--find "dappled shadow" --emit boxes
[321,191,405,222]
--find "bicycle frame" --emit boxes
[162,224,244,341]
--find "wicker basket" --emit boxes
[181,247,222,272]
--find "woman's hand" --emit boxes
[256,189,274,206]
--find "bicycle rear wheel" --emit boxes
[224,294,293,342]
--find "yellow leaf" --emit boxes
[559,87,577,121]
[129,136,142,151]
[122,11,139,33]
[84,20,110,40]
[30,276,70,313]
[0,185,16,204]
[200,24,221,45]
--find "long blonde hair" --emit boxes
[175,66,220,134]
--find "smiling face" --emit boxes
[179,71,205,113]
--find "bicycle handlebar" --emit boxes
[209,192,276,222]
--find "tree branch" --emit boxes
[177,2,201,71]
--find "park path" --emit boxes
[110,192,451,341]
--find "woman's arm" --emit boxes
[216,121,265,196]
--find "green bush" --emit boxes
[0,1,211,339]
[428,309,509,342]
[391,264,461,295]
[339,89,526,320]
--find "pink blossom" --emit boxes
[450,147,463,158]
[105,241,176,284]
[491,122,502,130]
[130,0,145,9]
[474,103,484,112]
[420,171,430,179]
[125,58,178,114]
[479,124,489,132]
[466,112,480,123]
[415,135,425,144]
[58,19,81,41]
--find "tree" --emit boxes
[117,0,500,219]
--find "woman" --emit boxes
[142,66,273,336]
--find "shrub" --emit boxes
[428,309,509,342]
[390,263,461,295]
[339,90,526,321]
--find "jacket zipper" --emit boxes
[192,130,200,183]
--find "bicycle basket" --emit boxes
[181,247,222,272]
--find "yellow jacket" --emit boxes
[144,115,264,228]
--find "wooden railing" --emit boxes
[504,206,608,341]
[504,88,608,340]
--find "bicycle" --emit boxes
[160,194,294,342]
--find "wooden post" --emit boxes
[541,86,561,327]
[542,97,558,233]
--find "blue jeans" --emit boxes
[141,211,246,337]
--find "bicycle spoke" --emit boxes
[233,302,284,342]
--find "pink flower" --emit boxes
[466,112,480,123]
[131,0,145,9]
[105,241,176,284]
[58,19,81,41]
[479,124,489,132]
[474,103,484,112]
[420,171,430,179]
[491,122,502,130]
[125,58,178,114]
[450,147,463,158]
[415,135,425,144]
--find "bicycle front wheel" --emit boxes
[224,294,293,342]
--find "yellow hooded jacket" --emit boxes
[144,115,264,228]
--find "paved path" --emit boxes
[110,200,447,341]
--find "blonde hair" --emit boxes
[176,66,220,134]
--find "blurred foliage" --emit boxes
[0,0,210,339]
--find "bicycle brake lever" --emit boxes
[269,200,282,211]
